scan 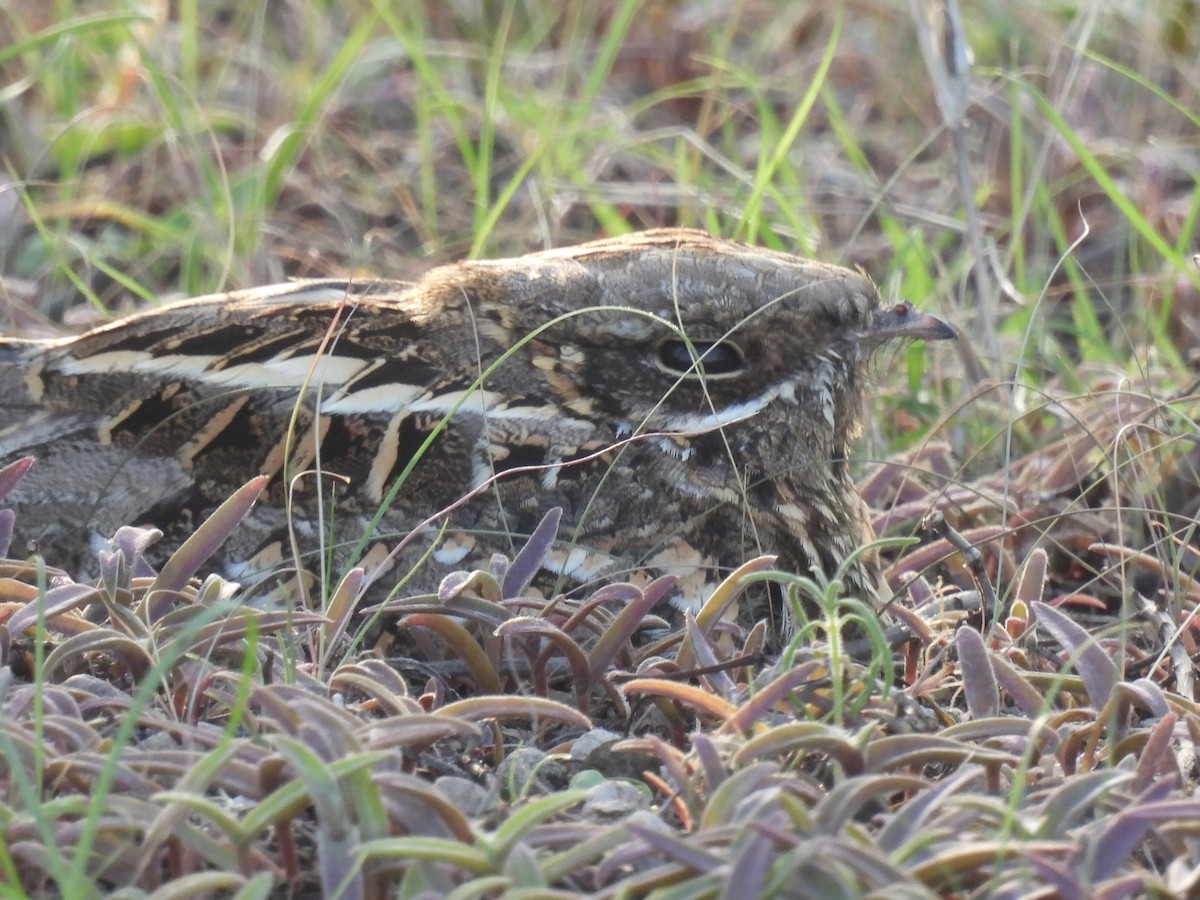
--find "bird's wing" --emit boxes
[0,280,489,563]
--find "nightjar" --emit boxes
[0,229,953,629]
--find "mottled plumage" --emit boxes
[0,229,953,630]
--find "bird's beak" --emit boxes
[868,301,956,344]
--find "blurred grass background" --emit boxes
[1,0,1198,466]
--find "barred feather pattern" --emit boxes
[0,229,953,633]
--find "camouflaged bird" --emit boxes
[0,229,953,629]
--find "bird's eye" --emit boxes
[656,339,744,377]
[892,302,910,316]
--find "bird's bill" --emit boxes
[869,301,956,343]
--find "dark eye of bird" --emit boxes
[656,339,744,377]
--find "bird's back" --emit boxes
[0,229,953,628]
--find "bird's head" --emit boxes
[460,229,954,484]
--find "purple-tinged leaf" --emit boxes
[899,571,937,612]
[490,789,592,858]
[377,773,477,841]
[37,715,99,752]
[7,582,98,635]
[691,732,727,795]
[165,609,325,656]
[1032,601,1119,707]
[635,734,694,816]
[366,715,484,753]
[488,552,509,582]
[439,568,502,603]
[365,591,511,628]
[891,525,1007,576]
[1093,874,1155,900]
[681,612,735,698]
[150,475,268,605]
[249,683,306,733]
[43,754,159,794]
[438,694,592,730]
[400,613,502,693]
[42,630,153,681]
[626,821,723,872]
[732,720,865,776]
[498,616,590,712]
[864,734,1019,773]
[699,761,779,830]
[987,649,1048,717]
[909,840,1073,889]
[321,565,364,654]
[0,456,33,502]
[956,626,998,719]
[592,816,691,883]
[722,821,773,900]
[297,700,364,760]
[96,586,150,639]
[587,575,675,679]
[502,506,561,598]
[814,774,929,835]
[718,662,845,737]
[1089,796,1200,881]
[6,682,85,719]
[59,673,131,706]
[1013,547,1048,606]
[543,813,658,885]
[687,555,778,658]
[0,723,41,781]
[1120,678,1169,719]
[1035,771,1128,839]
[357,835,490,879]
[815,837,916,890]
[96,550,126,602]
[876,765,982,853]
[940,717,1060,756]
[329,660,416,716]
[1132,712,1178,793]
[109,525,161,579]
[1025,853,1085,900]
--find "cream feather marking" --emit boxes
[0,229,954,637]
[178,396,251,468]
